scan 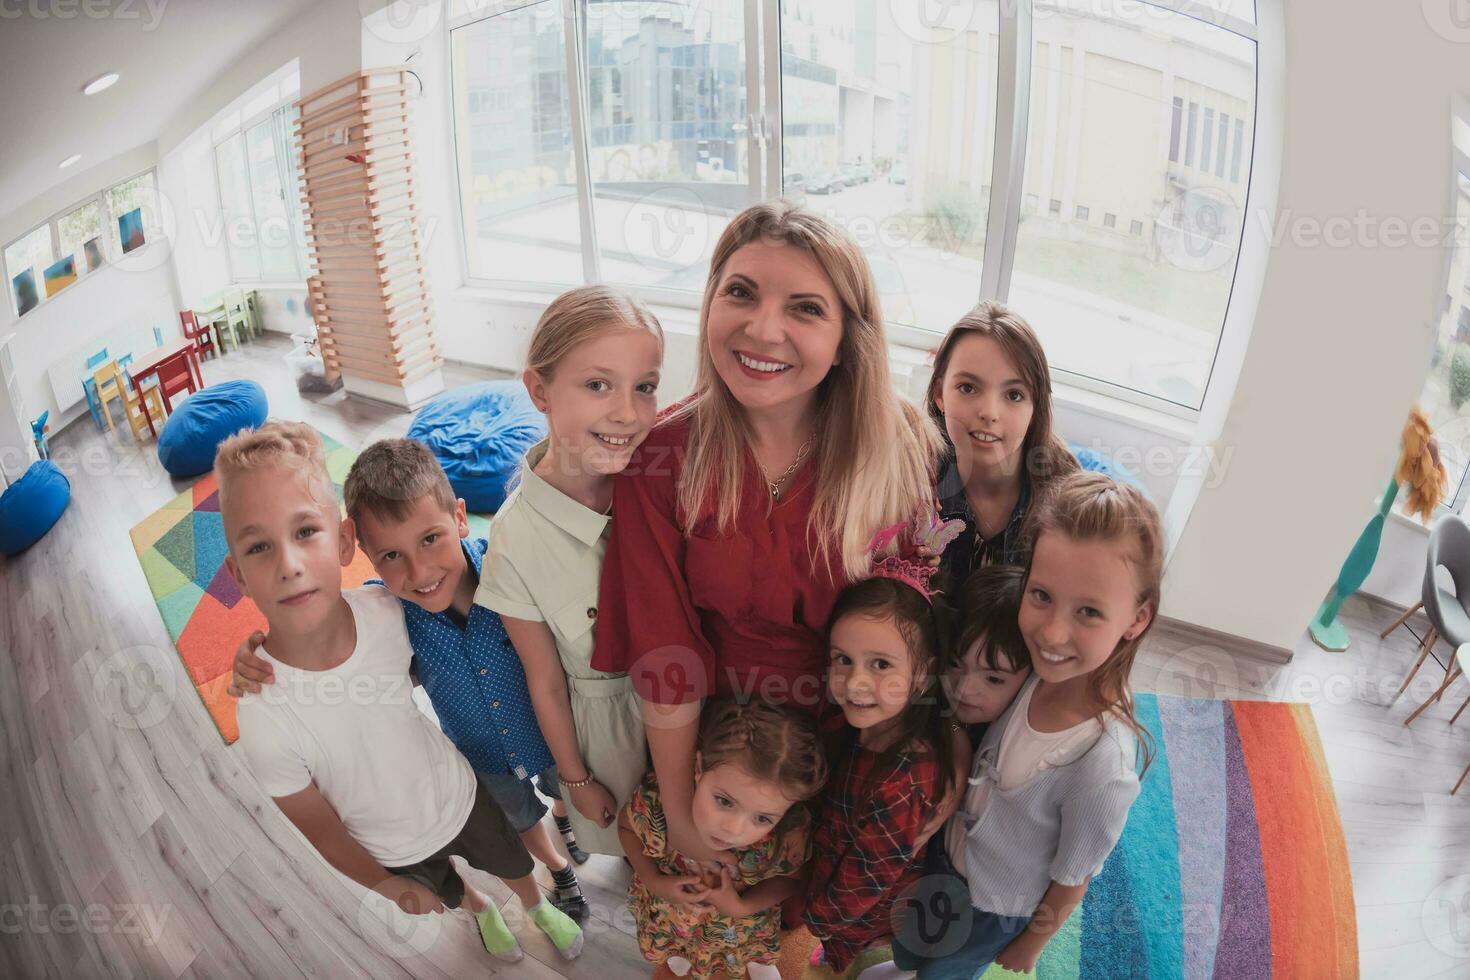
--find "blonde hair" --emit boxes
[343,438,456,527]
[927,301,1078,495]
[1026,471,1164,771]
[215,420,334,520]
[671,200,941,580]
[526,284,665,381]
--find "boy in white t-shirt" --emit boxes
[216,421,583,963]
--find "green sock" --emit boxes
[475,904,522,962]
[527,900,584,960]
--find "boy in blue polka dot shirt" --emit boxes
[228,438,589,921]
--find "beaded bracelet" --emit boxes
[558,770,597,789]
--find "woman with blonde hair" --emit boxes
[592,199,942,867]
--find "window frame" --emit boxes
[447,0,1268,418]
[211,91,308,285]
[2,167,159,320]
[1424,143,1470,521]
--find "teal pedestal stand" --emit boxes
[1310,479,1399,651]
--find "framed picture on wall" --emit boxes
[11,268,38,316]
[83,236,105,272]
[43,255,76,297]
[118,207,145,253]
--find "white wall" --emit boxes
[1160,3,1469,650]
[0,143,182,431]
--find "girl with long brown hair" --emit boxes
[926,301,1078,581]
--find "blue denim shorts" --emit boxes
[475,765,562,834]
[891,840,1032,980]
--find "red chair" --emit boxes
[181,310,216,360]
[153,350,199,413]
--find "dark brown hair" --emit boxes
[343,438,457,528]
[956,565,1030,674]
[1026,471,1164,772]
[825,577,959,806]
[926,300,1078,496]
[697,697,828,842]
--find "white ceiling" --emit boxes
[0,0,319,221]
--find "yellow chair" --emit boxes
[92,361,165,441]
[92,361,123,433]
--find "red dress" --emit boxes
[803,736,940,972]
[591,409,843,713]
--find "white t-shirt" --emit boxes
[236,585,477,867]
[948,676,1101,872]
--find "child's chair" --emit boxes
[82,347,110,430]
[94,361,165,440]
[31,411,49,460]
[92,360,123,432]
[244,290,262,337]
[153,352,198,412]
[209,306,241,353]
[181,310,216,360]
[224,289,251,345]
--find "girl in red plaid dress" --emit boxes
[804,519,963,974]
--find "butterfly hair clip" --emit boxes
[867,511,966,601]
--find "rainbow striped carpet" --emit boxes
[780,694,1356,980]
[1026,694,1356,978]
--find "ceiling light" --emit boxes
[83,73,119,95]
[59,154,81,169]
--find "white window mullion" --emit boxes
[760,0,783,199]
[743,0,766,203]
[981,0,1032,304]
[564,0,600,284]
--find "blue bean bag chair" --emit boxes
[1069,442,1143,490]
[408,380,547,513]
[0,459,70,556]
[157,379,269,477]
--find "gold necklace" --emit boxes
[761,436,814,501]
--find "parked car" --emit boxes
[807,171,845,194]
[842,162,874,185]
[783,170,807,196]
[888,163,907,185]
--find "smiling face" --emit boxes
[1018,531,1154,691]
[690,757,797,852]
[222,464,355,633]
[524,326,662,477]
[935,332,1035,478]
[945,636,1031,725]
[705,240,845,420]
[355,494,471,614]
[828,611,919,746]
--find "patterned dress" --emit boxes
[803,736,941,972]
[623,772,811,978]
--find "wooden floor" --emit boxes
[3,334,1469,977]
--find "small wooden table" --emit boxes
[126,339,202,438]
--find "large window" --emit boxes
[213,101,309,283]
[3,170,161,319]
[449,0,1264,410]
[1407,169,1470,516]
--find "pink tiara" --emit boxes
[867,511,966,601]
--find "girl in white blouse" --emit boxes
[475,285,664,857]
[892,472,1163,979]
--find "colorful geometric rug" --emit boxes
[128,429,490,745]
[781,695,1356,980]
